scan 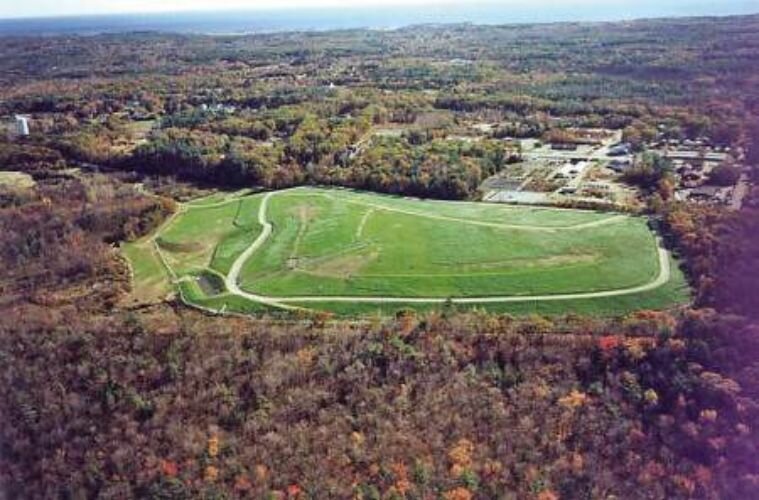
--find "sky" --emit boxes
[4,0,437,18]
[0,0,757,20]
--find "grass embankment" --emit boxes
[241,188,662,298]
[122,191,262,305]
[122,187,690,316]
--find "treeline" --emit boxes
[123,127,509,200]
[660,199,759,318]
[0,142,173,308]
[435,91,640,123]
[0,140,66,173]
[653,125,759,317]
[622,152,675,194]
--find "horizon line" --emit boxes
[2,1,759,23]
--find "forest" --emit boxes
[0,13,758,499]
[1,15,757,200]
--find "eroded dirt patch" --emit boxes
[299,249,379,278]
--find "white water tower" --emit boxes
[14,115,30,136]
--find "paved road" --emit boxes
[221,189,673,310]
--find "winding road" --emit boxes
[218,189,673,311]
[223,191,295,309]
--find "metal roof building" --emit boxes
[14,115,30,136]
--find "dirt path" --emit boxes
[148,205,190,282]
[223,192,300,310]
[221,189,673,310]
[185,189,254,209]
[340,196,628,232]
[355,208,375,239]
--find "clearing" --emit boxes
[122,187,690,315]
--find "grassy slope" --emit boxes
[159,195,262,277]
[122,192,263,304]
[121,240,172,304]
[328,189,611,226]
[123,187,689,316]
[284,256,691,317]
[240,188,661,298]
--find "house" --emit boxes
[583,182,612,191]
[551,143,578,151]
[557,161,589,178]
[608,159,631,172]
[689,185,720,199]
[608,143,631,156]
[662,150,728,163]
[680,167,703,183]
[688,185,730,204]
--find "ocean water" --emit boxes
[0,1,757,36]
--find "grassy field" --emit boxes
[158,195,262,276]
[120,191,262,305]
[122,187,690,315]
[241,189,660,297]
[121,241,171,305]
[285,255,690,317]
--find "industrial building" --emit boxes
[14,115,30,136]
